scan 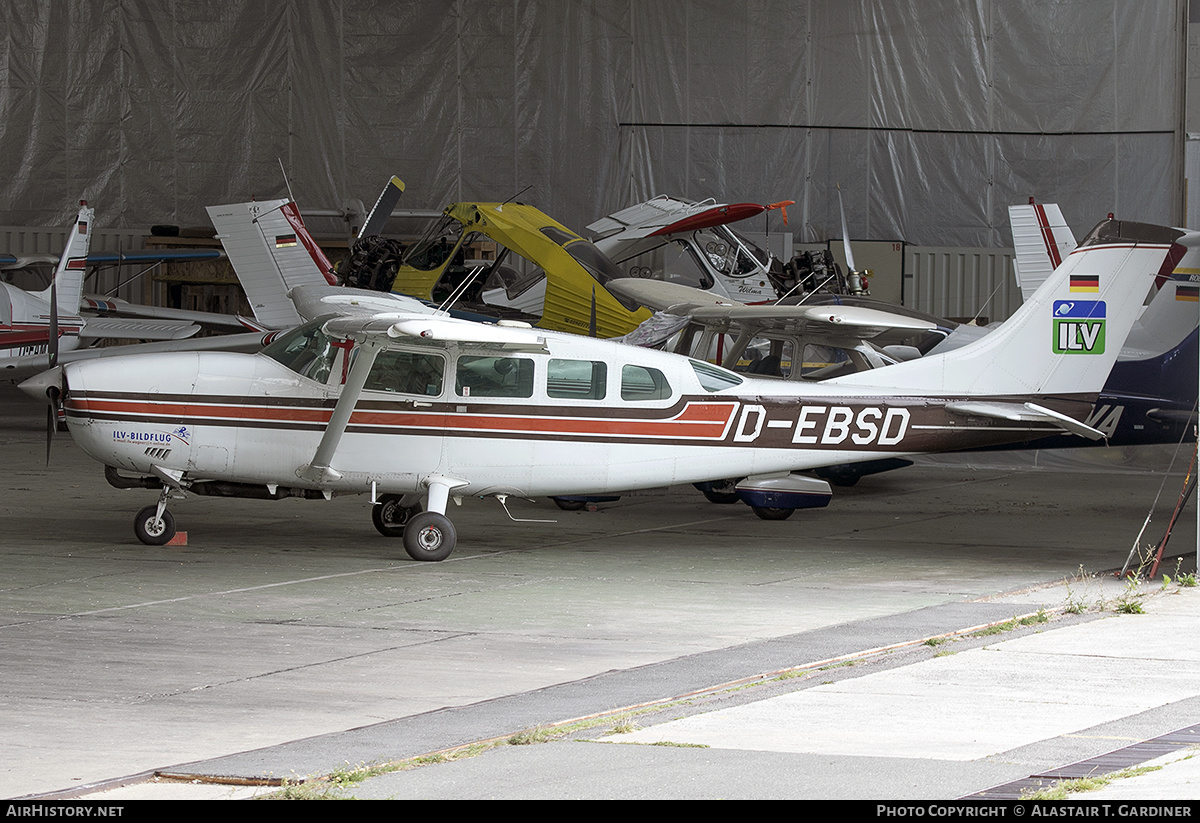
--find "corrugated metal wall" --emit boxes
[0,225,154,299]
[905,247,1019,324]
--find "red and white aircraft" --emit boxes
[587,195,791,304]
[22,216,1192,561]
[1,202,268,378]
[2,203,95,373]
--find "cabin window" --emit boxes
[797,344,853,380]
[547,358,607,400]
[456,355,534,398]
[735,340,792,378]
[620,364,671,401]
[364,350,444,396]
[689,360,743,391]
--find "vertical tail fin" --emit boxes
[1122,239,1200,360]
[35,201,93,314]
[207,199,337,329]
[1009,201,1078,302]
[835,219,1195,399]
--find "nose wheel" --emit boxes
[134,504,177,546]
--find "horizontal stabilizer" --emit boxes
[945,400,1106,440]
[686,303,938,338]
[81,296,250,330]
[607,278,740,312]
[78,317,201,341]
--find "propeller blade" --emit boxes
[360,176,406,239]
[837,185,857,273]
[45,385,59,465]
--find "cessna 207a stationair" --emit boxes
[21,217,1194,561]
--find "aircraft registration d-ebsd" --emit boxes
[21,217,1194,561]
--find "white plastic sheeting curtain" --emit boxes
[0,0,1185,247]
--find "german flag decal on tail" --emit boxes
[1069,274,1099,293]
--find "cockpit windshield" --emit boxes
[402,215,466,272]
[693,225,769,277]
[261,320,338,383]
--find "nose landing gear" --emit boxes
[134,497,177,546]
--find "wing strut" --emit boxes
[297,341,382,484]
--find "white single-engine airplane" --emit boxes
[21,217,1194,560]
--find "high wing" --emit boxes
[1,249,223,271]
[587,196,766,243]
[80,297,260,332]
[608,277,937,342]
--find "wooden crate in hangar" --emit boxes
[142,235,351,326]
[466,239,498,262]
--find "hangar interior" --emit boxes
[0,0,1196,324]
[4,2,1200,801]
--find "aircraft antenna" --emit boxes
[500,185,533,207]
[278,158,297,206]
[966,278,1007,326]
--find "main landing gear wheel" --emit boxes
[694,479,740,505]
[403,512,457,562]
[371,495,423,537]
[552,497,586,511]
[134,505,177,546]
[750,506,795,521]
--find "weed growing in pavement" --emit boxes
[968,609,1049,640]
[1063,565,1094,614]
[1021,765,1161,800]
[1164,557,1198,589]
[1113,575,1147,614]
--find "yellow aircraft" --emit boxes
[390,201,652,339]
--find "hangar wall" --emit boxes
[0,0,1187,248]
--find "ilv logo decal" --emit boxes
[1052,301,1106,354]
